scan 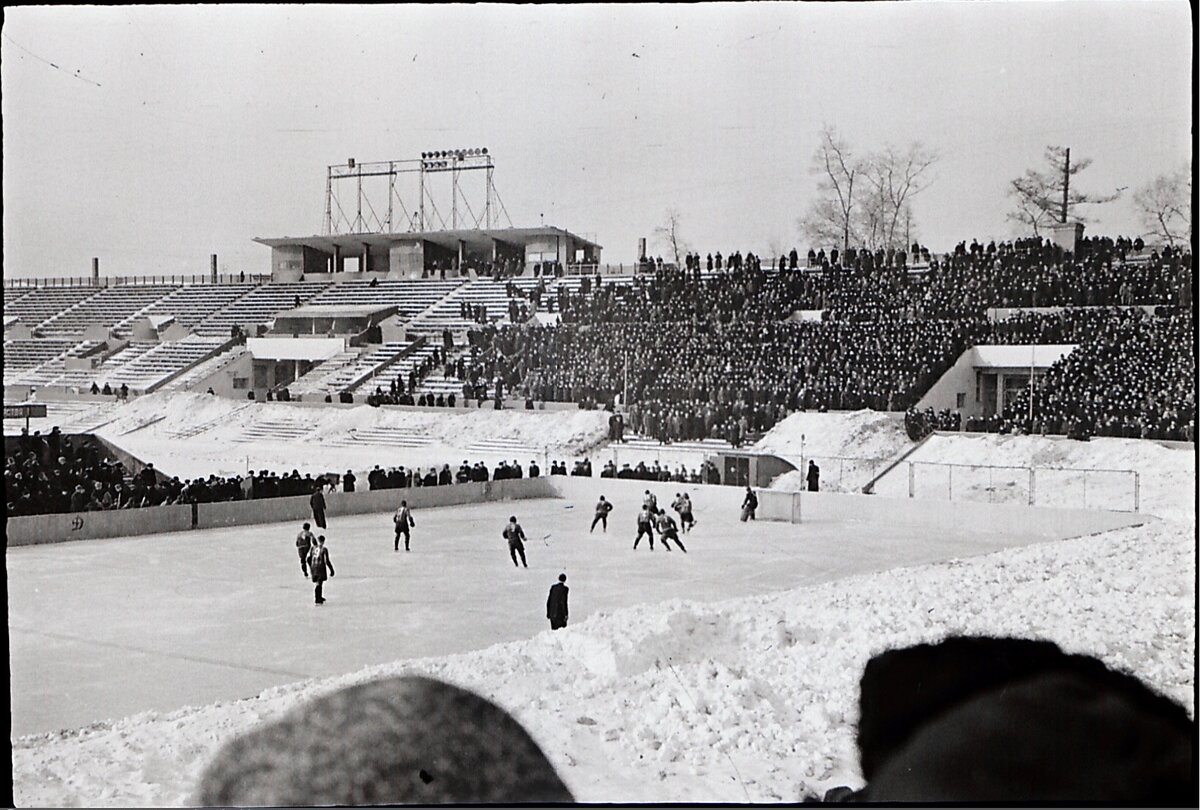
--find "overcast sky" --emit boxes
[2,2,1192,277]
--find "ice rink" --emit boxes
[10,483,1071,737]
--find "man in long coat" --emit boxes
[546,574,569,630]
[310,483,327,529]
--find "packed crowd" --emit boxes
[1000,308,1195,441]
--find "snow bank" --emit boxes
[756,411,910,493]
[871,433,1195,522]
[86,393,611,480]
[13,519,1193,806]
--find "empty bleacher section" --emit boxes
[191,282,331,337]
[102,337,231,392]
[2,339,83,385]
[4,287,32,308]
[304,279,463,320]
[114,284,254,337]
[351,343,440,395]
[45,343,157,390]
[4,287,102,331]
[37,285,179,337]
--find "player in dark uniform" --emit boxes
[590,496,613,533]
[504,516,528,568]
[656,509,686,552]
[633,504,657,550]
[295,522,315,577]
[394,500,415,551]
[308,535,335,604]
[672,492,696,533]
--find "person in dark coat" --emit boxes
[343,470,357,493]
[590,495,613,533]
[503,516,528,568]
[546,574,569,630]
[308,535,334,604]
[806,460,820,492]
[295,522,315,577]
[310,484,327,529]
[740,487,757,522]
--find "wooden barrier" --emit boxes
[6,504,194,546]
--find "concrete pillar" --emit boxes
[362,243,370,273]
[91,257,99,285]
[333,244,342,274]
[211,254,218,283]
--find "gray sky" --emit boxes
[2,2,1192,277]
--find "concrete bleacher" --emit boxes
[45,342,157,390]
[323,426,434,449]
[2,339,81,375]
[304,279,464,320]
[158,346,249,393]
[286,347,371,398]
[230,418,317,444]
[403,278,543,337]
[4,287,103,331]
[102,337,230,392]
[4,287,32,308]
[291,341,417,397]
[115,284,255,337]
[37,285,179,337]
[349,342,442,395]
[192,282,331,337]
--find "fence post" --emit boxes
[908,462,914,498]
[1134,472,1140,513]
[1029,468,1035,506]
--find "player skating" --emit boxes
[642,489,658,514]
[656,508,686,552]
[741,486,758,522]
[633,503,657,550]
[504,515,528,568]
[308,535,335,605]
[590,495,613,533]
[672,492,696,533]
[295,522,316,577]
[393,500,415,551]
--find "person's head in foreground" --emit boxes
[843,635,1196,803]
[194,675,572,805]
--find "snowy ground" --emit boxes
[8,397,1197,805]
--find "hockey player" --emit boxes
[656,508,686,553]
[295,522,316,577]
[590,495,613,533]
[504,515,528,568]
[634,503,657,550]
[308,535,335,605]
[393,500,415,551]
[642,489,658,514]
[741,487,758,522]
[672,492,696,533]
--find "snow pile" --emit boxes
[756,411,911,492]
[870,433,1195,522]
[85,392,611,480]
[13,519,1193,806]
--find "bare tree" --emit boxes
[653,208,687,268]
[862,142,938,250]
[800,125,861,254]
[1008,146,1120,232]
[1133,166,1192,247]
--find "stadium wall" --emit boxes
[7,479,556,546]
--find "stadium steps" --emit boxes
[230,419,317,444]
[348,342,441,395]
[37,285,179,338]
[464,437,544,456]
[287,348,368,398]
[319,341,419,396]
[191,281,332,337]
[158,347,250,393]
[164,402,258,439]
[44,342,157,390]
[305,279,465,321]
[324,427,434,448]
[115,284,256,337]
[4,287,104,332]
[618,436,736,453]
[402,279,541,336]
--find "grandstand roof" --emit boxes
[253,226,602,252]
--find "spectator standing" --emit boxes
[807,461,820,492]
[546,573,569,630]
[310,482,327,529]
